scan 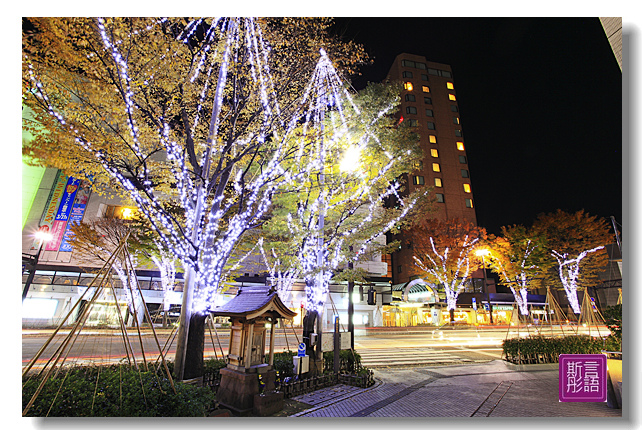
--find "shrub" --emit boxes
[323,349,363,373]
[602,304,622,346]
[272,350,296,378]
[22,365,215,417]
[502,335,617,363]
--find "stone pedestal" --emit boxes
[253,391,284,417]
[217,367,279,415]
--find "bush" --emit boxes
[502,335,618,364]
[22,365,215,417]
[323,349,363,373]
[602,304,622,347]
[272,350,296,378]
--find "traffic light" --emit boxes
[367,287,376,305]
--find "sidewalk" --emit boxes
[287,360,623,418]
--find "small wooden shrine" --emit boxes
[211,285,296,415]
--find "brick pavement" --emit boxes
[289,360,623,418]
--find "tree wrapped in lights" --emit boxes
[552,247,604,314]
[412,218,486,323]
[532,210,611,315]
[22,17,368,379]
[261,58,424,351]
[484,225,548,318]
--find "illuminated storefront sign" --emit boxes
[46,177,81,251]
[32,171,67,250]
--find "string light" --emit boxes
[552,246,604,314]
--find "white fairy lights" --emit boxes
[413,236,478,312]
[552,246,604,314]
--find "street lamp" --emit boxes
[22,228,53,302]
[475,249,493,325]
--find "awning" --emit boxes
[391,279,438,303]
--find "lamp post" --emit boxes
[475,249,493,325]
[22,228,53,302]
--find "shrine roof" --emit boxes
[211,285,297,320]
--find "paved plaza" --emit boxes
[288,360,623,418]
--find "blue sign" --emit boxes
[297,342,306,357]
[472,298,477,310]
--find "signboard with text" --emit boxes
[559,354,607,402]
[46,176,81,251]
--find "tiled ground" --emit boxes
[289,361,623,418]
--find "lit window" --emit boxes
[405,94,416,102]
[432,163,441,172]
[453,117,460,124]
[448,94,457,101]
[461,169,469,178]
[402,71,413,78]
[430,148,439,158]
[424,97,432,104]
[463,184,471,193]
[405,82,414,91]
[446,82,455,90]
[429,135,437,144]
[459,155,467,164]
[436,193,445,203]
[434,178,442,187]
[426,109,434,117]
[413,175,425,185]
[456,141,465,151]
[465,198,474,208]
[427,121,436,130]
[406,106,417,114]
[422,86,430,93]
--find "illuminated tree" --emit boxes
[484,225,548,317]
[412,218,486,322]
[532,209,611,314]
[22,17,368,379]
[261,78,425,351]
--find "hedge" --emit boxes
[502,335,618,364]
[22,365,215,417]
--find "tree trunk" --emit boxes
[449,308,455,323]
[182,312,207,380]
[173,267,195,380]
[302,310,318,359]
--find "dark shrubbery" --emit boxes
[602,304,622,350]
[502,335,619,364]
[323,349,363,373]
[22,365,215,417]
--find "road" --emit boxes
[22,324,610,372]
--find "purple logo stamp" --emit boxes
[559,354,607,402]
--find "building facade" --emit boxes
[385,54,478,286]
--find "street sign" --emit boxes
[472,298,477,310]
[297,342,306,357]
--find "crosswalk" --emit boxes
[355,347,482,368]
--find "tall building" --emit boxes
[386,54,478,285]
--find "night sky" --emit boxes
[332,17,622,235]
